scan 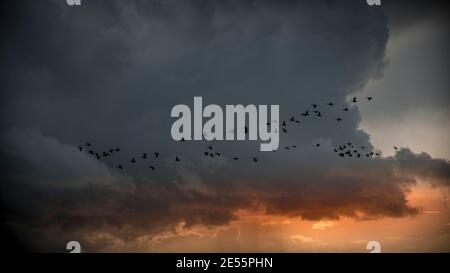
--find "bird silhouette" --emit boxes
[393,146,398,150]
[80,96,381,170]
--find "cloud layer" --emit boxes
[0,0,449,251]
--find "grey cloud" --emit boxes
[0,0,448,251]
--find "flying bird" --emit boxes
[149,165,155,171]
[343,107,349,111]
[175,156,180,162]
[394,146,399,150]
[154,152,159,158]
[131,158,136,163]
[86,142,91,147]
[282,128,287,133]
[366,97,373,101]
[352,97,357,103]
[327,102,333,106]
[312,104,318,108]
[336,118,342,122]
[142,153,147,159]
[233,157,239,160]
[253,157,258,162]
[301,110,309,117]
[77,146,83,151]
[117,165,123,170]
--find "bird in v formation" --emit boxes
[77,96,394,171]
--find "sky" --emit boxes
[0,0,449,252]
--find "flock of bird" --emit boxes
[76,96,400,171]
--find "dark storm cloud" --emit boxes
[0,0,449,251]
[383,0,450,35]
